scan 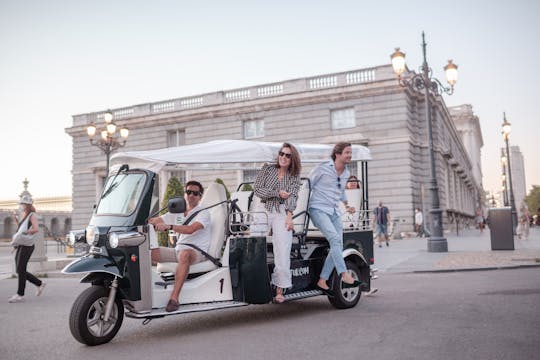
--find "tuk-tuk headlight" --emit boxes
[109,233,119,248]
[85,225,99,246]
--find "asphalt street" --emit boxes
[1,267,539,360]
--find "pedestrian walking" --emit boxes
[373,201,391,247]
[475,208,485,233]
[9,195,46,303]
[414,207,424,237]
[517,205,530,240]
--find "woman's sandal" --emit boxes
[274,293,285,303]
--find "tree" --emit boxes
[214,178,230,199]
[241,183,253,192]
[158,176,184,247]
[525,185,540,216]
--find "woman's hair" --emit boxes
[346,175,360,189]
[331,142,352,160]
[24,203,36,213]
[276,142,301,176]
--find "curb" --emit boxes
[413,263,540,274]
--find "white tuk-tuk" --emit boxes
[63,140,374,346]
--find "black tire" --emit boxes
[328,260,362,309]
[69,285,124,346]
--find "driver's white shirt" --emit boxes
[166,204,211,254]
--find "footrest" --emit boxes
[154,280,174,289]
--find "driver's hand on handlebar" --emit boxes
[148,217,163,226]
[155,223,172,232]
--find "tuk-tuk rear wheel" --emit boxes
[328,260,362,309]
[69,285,124,346]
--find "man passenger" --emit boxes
[149,180,211,312]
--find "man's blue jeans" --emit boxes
[309,208,347,280]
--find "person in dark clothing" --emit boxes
[9,195,45,303]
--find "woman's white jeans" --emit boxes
[252,204,292,289]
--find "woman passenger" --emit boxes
[253,143,301,303]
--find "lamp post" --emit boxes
[501,112,517,234]
[86,110,129,179]
[500,149,508,206]
[391,32,458,253]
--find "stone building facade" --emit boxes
[66,64,483,234]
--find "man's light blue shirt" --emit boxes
[309,160,350,216]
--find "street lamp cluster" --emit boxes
[390,32,458,253]
[86,110,129,178]
[501,112,517,234]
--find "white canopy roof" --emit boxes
[111,139,371,172]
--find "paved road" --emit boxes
[1,268,539,360]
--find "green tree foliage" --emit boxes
[525,185,540,216]
[241,183,253,192]
[158,176,184,247]
[214,178,230,199]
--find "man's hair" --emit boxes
[331,142,352,160]
[185,180,204,194]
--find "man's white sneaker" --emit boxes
[8,294,24,303]
[36,283,46,296]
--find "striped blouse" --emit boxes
[253,163,301,213]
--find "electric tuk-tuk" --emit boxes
[63,140,374,346]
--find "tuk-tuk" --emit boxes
[63,140,374,346]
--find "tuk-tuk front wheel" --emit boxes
[329,260,362,309]
[69,285,124,346]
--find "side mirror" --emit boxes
[168,197,186,214]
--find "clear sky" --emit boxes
[0,0,538,200]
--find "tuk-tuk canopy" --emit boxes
[110,139,371,172]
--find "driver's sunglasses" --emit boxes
[278,151,292,159]
[186,189,202,197]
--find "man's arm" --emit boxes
[155,221,203,234]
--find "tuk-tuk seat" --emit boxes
[157,182,228,275]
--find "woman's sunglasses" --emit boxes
[278,151,292,159]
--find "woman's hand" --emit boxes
[285,212,294,231]
[279,190,290,199]
[285,218,294,231]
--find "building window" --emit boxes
[167,129,185,148]
[244,120,264,139]
[331,108,356,129]
[243,169,258,184]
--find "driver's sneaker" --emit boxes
[36,283,46,296]
[8,294,24,303]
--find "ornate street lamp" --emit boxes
[500,149,509,206]
[86,110,129,179]
[501,112,517,234]
[391,32,458,252]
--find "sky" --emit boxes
[0,0,538,201]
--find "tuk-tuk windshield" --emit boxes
[96,173,146,216]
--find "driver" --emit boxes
[148,180,211,312]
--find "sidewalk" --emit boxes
[2,227,540,279]
[373,226,540,273]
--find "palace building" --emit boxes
[66,64,484,234]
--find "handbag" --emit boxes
[11,212,38,246]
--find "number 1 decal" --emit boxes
[219,278,224,293]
